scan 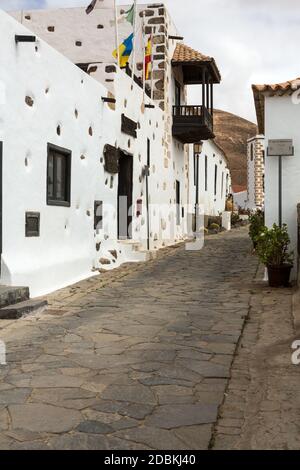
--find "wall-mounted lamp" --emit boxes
[15,35,36,43]
[194,142,203,155]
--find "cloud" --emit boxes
[2,0,299,123]
[1,0,46,9]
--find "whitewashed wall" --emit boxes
[0,10,188,296]
[10,4,117,94]
[189,140,231,217]
[264,94,300,278]
[233,190,248,210]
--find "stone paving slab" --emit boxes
[0,227,258,449]
[212,265,300,450]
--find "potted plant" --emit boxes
[249,210,264,249]
[256,223,293,287]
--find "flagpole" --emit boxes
[114,0,120,67]
[142,10,146,102]
[131,0,138,81]
[150,26,154,100]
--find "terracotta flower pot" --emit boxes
[267,264,293,288]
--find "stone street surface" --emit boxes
[0,228,258,450]
[213,266,299,450]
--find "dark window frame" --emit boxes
[205,155,208,191]
[221,171,224,198]
[250,143,254,161]
[47,143,71,207]
[175,80,181,107]
[214,164,218,196]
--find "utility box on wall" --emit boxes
[25,212,40,237]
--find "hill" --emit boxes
[213,109,257,187]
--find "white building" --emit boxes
[252,77,300,278]
[232,186,248,211]
[189,140,231,217]
[0,2,229,297]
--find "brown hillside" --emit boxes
[213,109,257,187]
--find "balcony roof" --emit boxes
[252,77,300,134]
[172,43,221,84]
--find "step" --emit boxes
[137,250,158,261]
[118,240,142,249]
[0,285,30,309]
[0,299,48,320]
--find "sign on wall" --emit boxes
[267,139,294,157]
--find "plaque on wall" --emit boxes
[25,212,40,237]
[121,114,138,138]
[103,144,120,174]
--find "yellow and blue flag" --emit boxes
[113,33,134,68]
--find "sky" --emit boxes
[1,0,299,123]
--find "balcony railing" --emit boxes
[172,105,214,143]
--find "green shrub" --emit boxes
[231,213,240,226]
[208,216,222,227]
[210,223,220,231]
[249,210,264,243]
[256,224,293,267]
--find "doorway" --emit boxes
[176,180,181,226]
[118,151,133,239]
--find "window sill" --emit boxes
[47,200,71,208]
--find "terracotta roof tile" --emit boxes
[252,77,300,94]
[172,43,212,64]
[172,43,221,83]
[252,77,300,134]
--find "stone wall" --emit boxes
[254,138,265,208]
[247,135,265,210]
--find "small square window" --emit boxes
[47,143,71,207]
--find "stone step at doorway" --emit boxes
[0,285,48,320]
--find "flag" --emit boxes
[125,4,135,26]
[86,0,97,15]
[117,3,135,25]
[144,37,152,80]
[113,33,134,67]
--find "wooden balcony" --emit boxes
[172,105,214,144]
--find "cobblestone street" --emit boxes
[0,227,258,449]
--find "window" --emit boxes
[214,164,218,196]
[47,143,71,206]
[147,138,151,167]
[205,155,208,191]
[175,81,181,107]
[221,172,224,198]
[250,143,254,161]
